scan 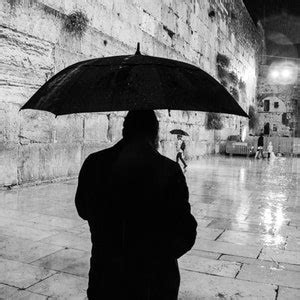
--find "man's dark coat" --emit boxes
[75,139,197,300]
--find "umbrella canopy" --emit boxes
[170,129,189,136]
[21,44,248,117]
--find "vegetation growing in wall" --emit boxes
[216,53,246,102]
[230,87,239,101]
[248,105,260,130]
[63,11,89,37]
[216,53,230,68]
[206,112,223,130]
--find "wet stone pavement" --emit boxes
[0,156,299,299]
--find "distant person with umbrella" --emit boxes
[75,110,197,300]
[170,129,188,171]
[176,135,187,170]
[255,133,264,159]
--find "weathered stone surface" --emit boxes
[54,115,83,143]
[0,0,263,186]
[193,238,262,258]
[179,254,241,278]
[237,264,300,289]
[18,143,82,183]
[220,254,300,273]
[179,269,276,299]
[107,114,124,142]
[0,142,18,186]
[0,257,56,289]
[19,110,55,144]
[278,287,300,300]
[28,272,88,299]
[259,248,300,265]
[83,114,108,142]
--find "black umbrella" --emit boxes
[170,129,189,136]
[21,44,248,117]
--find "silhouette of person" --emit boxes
[75,110,197,300]
[255,133,264,159]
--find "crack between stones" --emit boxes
[256,247,263,259]
[214,228,226,241]
[275,285,279,300]
[234,262,243,279]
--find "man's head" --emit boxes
[177,135,182,140]
[122,110,159,146]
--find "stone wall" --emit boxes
[0,0,263,187]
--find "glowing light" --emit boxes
[268,61,298,85]
[270,70,280,79]
[282,68,292,78]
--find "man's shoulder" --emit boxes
[156,152,181,171]
[83,143,119,165]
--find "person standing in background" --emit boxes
[255,133,264,159]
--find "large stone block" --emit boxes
[0,142,18,186]
[84,114,108,143]
[0,102,20,144]
[107,114,124,142]
[19,110,55,144]
[0,26,55,94]
[54,115,84,144]
[17,143,82,184]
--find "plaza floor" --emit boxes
[0,156,299,299]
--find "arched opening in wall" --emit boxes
[264,122,270,135]
[264,99,270,112]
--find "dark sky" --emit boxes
[243,0,300,24]
[243,0,300,58]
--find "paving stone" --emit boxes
[220,254,300,272]
[0,283,18,298]
[31,248,90,277]
[8,290,48,300]
[178,269,276,299]
[285,237,300,252]
[179,254,241,278]
[61,253,90,278]
[278,225,300,238]
[0,234,63,263]
[193,238,262,258]
[218,230,286,248]
[30,215,84,230]
[237,264,300,288]
[196,227,224,240]
[259,248,300,265]
[185,249,221,260]
[0,224,57,242]
[28,273,88,299]
[208,218,266,233]
[0,257,56,289]
[277,286,300,300]
[39,232,92,251]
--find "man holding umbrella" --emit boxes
[21,44,249,299]
[75,110,197,300]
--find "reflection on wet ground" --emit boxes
[0,156,299,299]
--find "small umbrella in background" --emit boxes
[21,44,248,118]
[170,129,189,136]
